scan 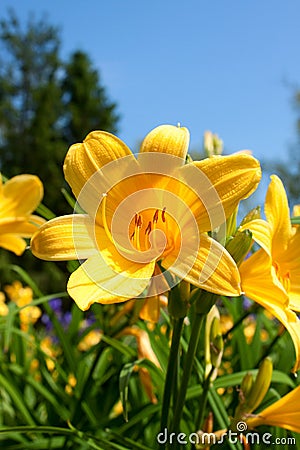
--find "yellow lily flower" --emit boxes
[4,281,42,331]
[121,326,161,403]
[31,124,261,311]
[247,384,300,433]
[0,174,45,255]
[239,175,300,371]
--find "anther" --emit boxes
[153,209,159,223]
[145,221,152,235]
[137,215,142,228]
[162,207,166,223]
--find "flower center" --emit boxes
[130,207,169,253]
[101,193,175,262]
[273,261,290,293]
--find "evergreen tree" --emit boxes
[62,51,119,144]
[0,11,120,215]
[272,92,300,206]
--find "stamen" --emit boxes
[145,221,152,235]
[153,209,159,223]
[137,215,142,228]
[102,193,134,256]
[101,194,115,245]
[135,215,142,251]
[162,207,166,223]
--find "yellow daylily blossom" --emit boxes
[5,281,42,331]
[0,291,9,316]
[121,326,161,403]
[31,124,261,311]
[239,175,300,371]
[0,174,45,255]
[247,384,300,433]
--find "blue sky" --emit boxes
[1,1,300,166]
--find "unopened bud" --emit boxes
[168,282,189,319]
[240,206,261,227]
[203,131,223,157]
[240,372,254,402]
[245,357,273,413]
[225,230,253,266]
[205,306,223,381]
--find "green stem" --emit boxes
[171,312,206,435]
[195,366,214,430]
[160,317,184,438]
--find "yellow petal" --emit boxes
[67,254,155,310]
[31,215,97,261]
[63,131,135,203]
[163,233,242,296]
[178,153,261,231]
[239,219,272,256]
[265,175,292,257]
[0,215,45,237]
[139,296,161,322]
[239,248,289,309]
[139,124,190,161]
[0,175,43,218]
[273,229,300,311]
[293,204,300,217]
[247,385,300,432]
[0,234,27,255]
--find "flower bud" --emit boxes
[240,206,261,227]
[225,230,253,266]
[245,357,273,413]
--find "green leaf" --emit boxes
[119,361,136,422]
[291,215,300,225]
[213,369,295,389]
[0,374,36,425]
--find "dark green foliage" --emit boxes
[270,91,300,205]
[0,10,119,215]
[62,51,119,144]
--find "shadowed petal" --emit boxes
[239,219,272,256]
[0,234,26,255]
[0,215,45,237]
[163,233,241,296]
[67,254,155,310]
[0,175,43,218]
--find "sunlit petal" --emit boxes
[63,131,135,202]
[177,153,261,231]
[265,175,292,257]
[247,385,300,432]
[239,248,289,308]
[31,214,97,261]
[139,124,190,162]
